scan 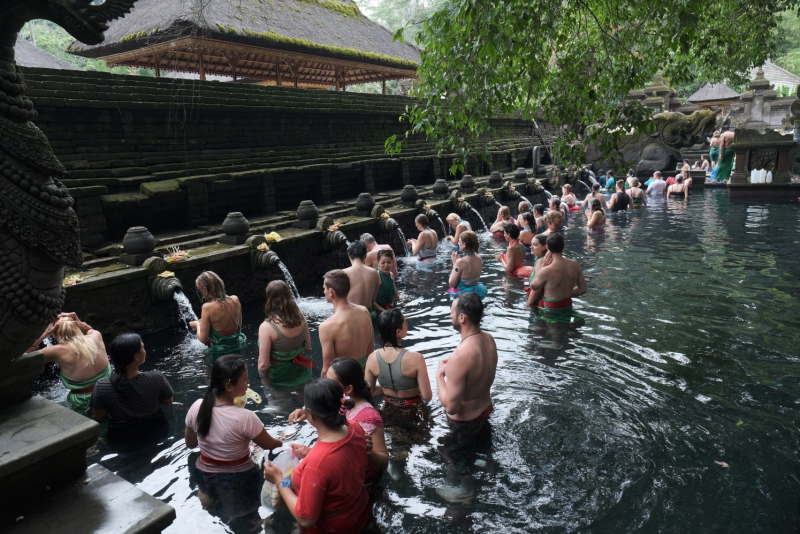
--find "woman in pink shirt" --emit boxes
[185,354,282,518]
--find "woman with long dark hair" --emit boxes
[189,271,246,361]
[258,280,313,388]
[265,379,371,532]
[90,333,173,435]
[185,355,282,517]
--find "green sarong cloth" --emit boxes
[207,326,247,362]
[376,269,395,307]
[367,307,378,321]
[61,363,111,413]
[268,343,313,388]
[709,146,720,163]
[358,355,369,369]
[537,296,583,324]
[716,148,735,182]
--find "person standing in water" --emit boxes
[524,234,550,308]
[587,199,606,230]
[361,233,398,279]
[607,181,631,212]
[373,249,397,313]
[626,178,647,208]
[407,214,439,262]
[436,293,498,503]
[529,233,587,322]
[516,201,531,227]
[581,183,608,211]
[319,270,374,375]
[32,313,110,413]
[445,213,472,248]
[709,130,721,170]
[496,223,532,277]
[448,230,488,298]
[646,172,667,195]
[190,271,246,361]
[343,241,381,322]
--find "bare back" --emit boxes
[43,331,109,382]
[532,255,586,302]
[719,130,735,150]
[204,297,241,332]
[344,263,381,308]
[319,303,374,375]
[444,333,497,421]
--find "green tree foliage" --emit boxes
[388,0,792,173]
[21,20,154,76]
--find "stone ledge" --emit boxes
[4,464,175,533]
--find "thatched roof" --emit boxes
[749,60,800,90]
[68,0,419,86]
[15,37,79,71]
[687,83,740,103]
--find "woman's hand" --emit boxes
[263,461,284,485]
[446,236,454,243]
[541,251,553,267]
[288,408,307,423]
[290,443,311,459]
[451,251,460,263]
[188,320,198,330]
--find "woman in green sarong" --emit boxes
[373,249,397,313]
[258,280,313,388]
[189,271,246,362]
[709,130,721,169]
[33,313,111,413]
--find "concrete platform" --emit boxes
[4,464,176,533]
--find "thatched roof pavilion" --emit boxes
[16,36,79,71]
[687,82,740,115]
[67,0,419,90]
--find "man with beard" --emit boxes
[435,292,498,503]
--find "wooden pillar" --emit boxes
[225,51,241,82]
[276,58,282,87]
[287,60,299,88]
[153,53,161,77]
[382,80,386,95]
[198,50,206,81]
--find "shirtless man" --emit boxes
[361,233,397,279]
[343,241,381,320]
[435,292,497,502]
[715,125,735,183]
[529,233,586,319]
[407,214,439,262]
[319,270,374,376]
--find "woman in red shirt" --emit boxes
[264,379,370,533]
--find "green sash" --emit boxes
[716,148,735,182]
[538,297,583,324]
[709,146,720,162]
[61,363,111,413]
[268,343,313,388]
[207,326,247,362]
[376,269,395,306]
[358,354,369,369]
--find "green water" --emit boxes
[35,190,800,532]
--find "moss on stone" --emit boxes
[120,31,148,42]
[140,179,181,197]
[239,28,418,68]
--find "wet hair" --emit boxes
[562,184,572,192]
[504,222,520,239]
[459,230,479,252]
[607,170,615,177]
[518,201,530,213]
[546,232,565,254]
[550,197,561,208]
[521,212,536,229]
[378,307,405,348]
[498,206,511,220]
[616,180,625,189]
[713,130,720,137]
[701,155,708,160]
[107,333,142,391]
[534,234,548,247]
[264,280,304,329]
[446,213,460,223]
[533,203,545,216]
[324,269,350,297]
[196,271,228,304]
[630,178,640,187]
[592,183,600,192]
[676,175,684,184]
[53,319,98,367]
[360,233,376,246]
[197,355,247,437]
[683,159,689,164]
[330,358,372,402]
[347,240,367,261]
[377,249,395,262]
[415,214,429,227]
[547,210,563,226]
[591,199,603,212]
[453,292,484,326]
[627,169,635,177]
[304,378,352,428]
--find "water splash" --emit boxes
[519,195,534,208]
[277,261,301,299]
[395,228,411,256]
[494,201,503,210]
[173,290,198,329]
[42,336,53,347]
[467,205,489,232]
[436,216,448,239]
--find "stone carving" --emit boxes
[748,148,778,171]
[545,166,564,189]
[586,109,721,174]
[0,0,139,358]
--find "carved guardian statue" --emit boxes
[0,0,138,358]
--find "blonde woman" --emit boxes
[189,271,246,361]
[445,213,472,247]
[33,313,110,412]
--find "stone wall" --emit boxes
[23,67,549,248]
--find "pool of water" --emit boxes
[34,190,800,533]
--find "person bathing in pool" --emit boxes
[343,241,381,322]
[495,223,532,278]
[319,270,374,375]
[529,233,586,320]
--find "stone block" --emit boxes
[100,192,146,210]
[68,185,108,198]
[140,179,183,200]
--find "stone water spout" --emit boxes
[247,235,280,270]
[0,0,142,358]
[501,181,521,201]
[450,190,471,213]
[317,216,348,249]
[143,257,184,302]
[478,188,496,207]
